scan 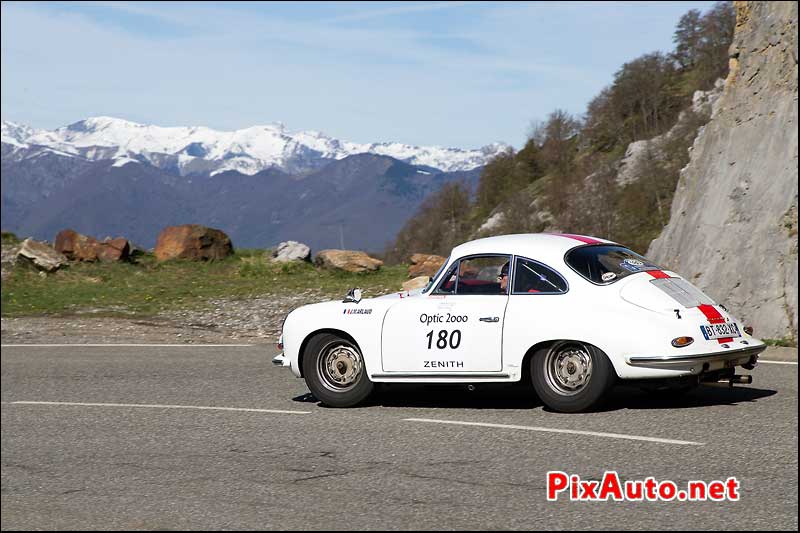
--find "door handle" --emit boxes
[480,317,500,323]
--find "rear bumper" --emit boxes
[272,353,290,367]
[626,344,766,369]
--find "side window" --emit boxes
[435,255,510,295]
[512,257,568,294]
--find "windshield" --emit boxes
[421,256,450,293]
[565,245,663,284]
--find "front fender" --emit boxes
[281,298,395,378]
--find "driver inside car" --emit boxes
[498,262,509,294]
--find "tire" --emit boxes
[302,333,374,408]
[531,341,616,413]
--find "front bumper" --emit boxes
[627,344,766,369]
[272,353,290,367]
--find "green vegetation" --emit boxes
[1,251,408,317]
[1,231,21,245]
[387,182,472,263]
[387,1,735,260]
[762,337,798,348]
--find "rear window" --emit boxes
[512,257,567,294]
[565,245,663,284]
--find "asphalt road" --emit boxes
[1,344,797,530]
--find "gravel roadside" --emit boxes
[1,292,330,345]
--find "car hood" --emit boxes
[294,288,424,315]
[371,288,425,300]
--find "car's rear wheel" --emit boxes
[302,333,374,408]
[531,341,616,413]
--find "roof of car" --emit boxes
[449,233,617,265]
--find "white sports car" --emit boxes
[273,233,765,412]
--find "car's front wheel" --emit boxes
[302,333,374,407]
[531,341,616,413]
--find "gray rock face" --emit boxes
[272,241,311,263]
[616,80,724,187]
[16,238,67,272]
[649,1,798,341]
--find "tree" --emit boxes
[695,1,735,88]
[386,181,472,262]
[672,2,735,93]
[474,148,516,217]
[610,52,683,142]
[530,109,581,176]
[673,9,704,69]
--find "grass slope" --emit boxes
[1,250,407,317]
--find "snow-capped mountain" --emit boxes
[2,117,508,176]
[1,120,39,148]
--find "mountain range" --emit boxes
[2,117,506,176]
[1,117,502,251]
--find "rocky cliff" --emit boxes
[649,1,798,341]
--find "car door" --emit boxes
[381,255,510,373]
[502,256,571,368]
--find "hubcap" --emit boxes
[318,343,362,392]
[544,343,593,396]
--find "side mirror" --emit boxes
[343,287,362,303]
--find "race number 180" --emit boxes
[426,330,461,349]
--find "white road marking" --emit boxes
[758,360,798,365]
[1,344,254,347]
[7,401,310,415]
[405,418,705,446]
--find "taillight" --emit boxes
[744,326,754,336]
[671,336,694,348]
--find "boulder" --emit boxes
[1,243,21,281]
[16,238,67,272]
[54,229,130,262]
[98,237,131,262]
[272,241,311,263]
[408,253,447,278]
[315,249,383,273]
[55,229,97,261]
[154,224,233,261]
[402,276,430,292]
[128,241,149,257]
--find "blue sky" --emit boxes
[1,1,718,149]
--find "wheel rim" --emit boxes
[543,343,593,396]
[317,342,363,392]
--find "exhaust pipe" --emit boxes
[742,356,759,370]
[717,375,753,386]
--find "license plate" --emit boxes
[700,322,741,340]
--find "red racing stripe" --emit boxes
[647,270,671,279]
[698,304,733,343]
[553,233,603,245]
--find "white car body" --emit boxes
[274,233,764,393]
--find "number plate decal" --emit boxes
[700,322,741,340]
